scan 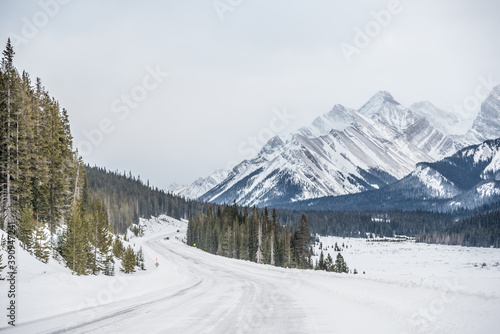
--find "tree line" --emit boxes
[418,208,500,248]
[187,203,313,269]
[275,209,455,238]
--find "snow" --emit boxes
[482,145,500,179]
[171,169,229,199]
[412,165,459,198]
[474,181,500,198]
[2,216,500,333]
[409,101,464,135]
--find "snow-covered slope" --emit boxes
[297,104,357,137]
[466,85,500,143]
[410,101,462,135]
[288,137,500,212]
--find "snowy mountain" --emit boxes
[465,85,500,144]
[170,169,228,199]
[188,85,500,207]
[201,92,446,207]
[286,137,500,212]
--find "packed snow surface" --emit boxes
[1,216,500,333]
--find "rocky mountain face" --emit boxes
[284,137,500,212]
[466,85,500,143]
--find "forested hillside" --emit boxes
[86,165,207,233]
[0,39,76,232]
[0,39,203,277]
[0,38,121,275]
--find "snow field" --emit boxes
[311,235,500,333]
[1,217,499,333]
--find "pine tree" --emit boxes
[335,253,348,273]
[90,198,111,273]
[318,250,325,271]
[104,256,115,276]
[248,207,259,262]
[33,218,50,263]
[18,204,35,252]
[112,237,124,258]
[136,246,145,270]
[325,253,334,272]
[1,38,22,231]
[121,246,136,273]
[238,217,249,260]
[63,201,87,275]
[293,214,311,268]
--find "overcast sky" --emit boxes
[1,0,500,188]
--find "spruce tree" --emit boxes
[318,251,325,271]
[335,253,348,273]
[18,204,35,252]
[104,256,115,276]
[293,214,311,268]
[136,246,145,270]
[112,237,124,258]
[33,218,50,263]
[325,253,334,272]
[1,38,22,231]
[63,201,87,275]
[91,198,111,273]
[121,246,136,273]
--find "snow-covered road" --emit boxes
[2,218,500,333]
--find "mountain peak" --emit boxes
[259,135,284,155]
[373,90,394,101]
[410,101,461,135]
[359,91,400,116]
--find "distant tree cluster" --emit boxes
[418,208,500,248]
[187,204,313,269]
[315,251,349,273]
[276,209,454,239]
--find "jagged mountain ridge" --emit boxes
[186,85,500,207]
[279,137,500,212]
